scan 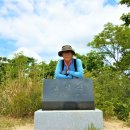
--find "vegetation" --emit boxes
[120,0,130,26]
[87,123,101,130]
[0,116,33,130]
[0,53,44,117]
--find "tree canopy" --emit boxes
[88,23,130,76]
[120,0,130,26]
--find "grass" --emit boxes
[0,116,33,130]
[87,123,101,130]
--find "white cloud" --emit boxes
[0,0,130,62]
[9,47,43,63]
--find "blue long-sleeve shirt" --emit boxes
[54,58,84,79]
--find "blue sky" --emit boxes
[0,38,17,56]
[0,0,129,63]
[104,0,119,6]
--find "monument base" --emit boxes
[34,109,103,130]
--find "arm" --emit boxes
[54,60,72,79]
[68,59,84,78]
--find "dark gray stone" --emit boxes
[42,79,95,110]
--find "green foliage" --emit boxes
[0,53,43,117]
[0,57,10,84]
[120,0,130,26]
[87,4,130,120]
[88,23,130,76]
[120,13,130,26]
[76,51,104,72]
[44,60,57,79]
[1,52,129,120]
[0,76,42,117]
[9,83,42,117]
[114,102,129,121]
[93,67,130,120]
[120,0,130,6]
[85,51,104,72]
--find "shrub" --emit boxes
[93,67,130,120]
[0,79,42,117]
[114,102,129,121]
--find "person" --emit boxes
[54,45,83,79]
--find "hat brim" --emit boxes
[58,50,75,57]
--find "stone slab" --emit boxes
[34,109,103,130]
[42,79,95,110]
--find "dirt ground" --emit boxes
[13,124,33,130]
[12,120,130,130]
[104,120,130,130]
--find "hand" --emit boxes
[67,75,72,79]
[67,70,74,75]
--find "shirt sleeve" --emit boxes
[54,60,72,79]
[68,59,84,78]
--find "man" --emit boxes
[54,45,83,79]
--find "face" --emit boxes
[62,51,73,62]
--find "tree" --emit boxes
[88,23,130,76]
[120,0,130,26]
[0,57,9,84]
[75,53,88,69]
[85,51,104,72]
[76,51,104,71]
[44,60,57,79]
[75,51,104,77]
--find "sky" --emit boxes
[0,0,129,63]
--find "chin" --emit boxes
[64,58,72,61]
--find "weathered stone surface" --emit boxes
[42,78,95,110]
[34,109,103,130]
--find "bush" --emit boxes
[0,54,44,117]
[93,67,130,120]
[114,102,129,121]
[0,78,42,117]
[97,101,115,118]
[10,87,42,117]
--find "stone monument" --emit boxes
[34,79,103,130]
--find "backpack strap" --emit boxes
[62,60,64,71]
[74,59,77,72]
[62,59,77,72]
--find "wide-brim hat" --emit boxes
[58,45,75,57]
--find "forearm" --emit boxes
[68,71,83,78]
[55,73,72,79]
